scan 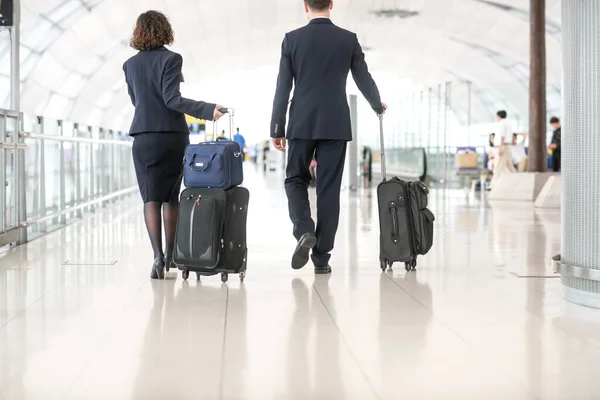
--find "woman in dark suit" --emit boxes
[124,11,224,279]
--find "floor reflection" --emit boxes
[131,279,230,399]
[379,272,433,382]
[286,279,311,398]
[1,166,600,399]
[286,278,344,399]
[221,282,248,398]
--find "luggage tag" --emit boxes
[189,154,215,171]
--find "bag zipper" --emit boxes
[403,182,418,256]
[189,195,201,257]
[389,200,400,243]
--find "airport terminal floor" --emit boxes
[1,166,599,400]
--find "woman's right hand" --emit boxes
[213,105,226,121]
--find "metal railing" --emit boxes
[0,108,137,247]
[369,145,487,187]
[371,147,428,181]
[425,146,487,186]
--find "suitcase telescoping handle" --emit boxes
[213,108,235,140]
[379,115,387,180]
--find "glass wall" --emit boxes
[0,108,136,247]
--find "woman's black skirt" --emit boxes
[132,132,189,203]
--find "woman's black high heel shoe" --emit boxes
[164,251,173,273]
[150,256,165,280]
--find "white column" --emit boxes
[559,0,600,308]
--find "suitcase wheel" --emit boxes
[196,272,202,280]
[405,259,417,272]
[221,272,229,283]
[239,271,246,282]
[182,270,190,281]
[380,259,391,272]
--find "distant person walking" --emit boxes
[123,10,224,279]
[549,117,561,172]
[491,110,516,187]
[270,0,386,274]
[262,140,270,172]
[486,133,497,171]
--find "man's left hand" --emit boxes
[273,137,287,152]
[377,103,388,116]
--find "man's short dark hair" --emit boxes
[550,116,560,124]
[305,0,330,11]
[497,110,507,119]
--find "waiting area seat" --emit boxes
[455,146,484,189]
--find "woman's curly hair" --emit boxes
[130,11,174,51]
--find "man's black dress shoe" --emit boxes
[291,233,317,270]
[150,256,165,280]
[314,265,332,274]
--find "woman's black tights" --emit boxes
[143,202,163,259]
[162,197,179,257]
[143,195,179,259]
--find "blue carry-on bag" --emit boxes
[183,108,244,189]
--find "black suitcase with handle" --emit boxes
[377,116,435,272]
[174,186,249,282]
[218,186,249,278]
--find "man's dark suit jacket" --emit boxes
[551,127,561,151]
[123,46,215,135]
[270,18,383,141]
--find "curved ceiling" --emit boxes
[0,0,562,131]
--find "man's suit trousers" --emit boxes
[284,139,347,268]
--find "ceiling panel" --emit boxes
[9,0,563,130]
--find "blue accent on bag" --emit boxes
[183,141,243,189]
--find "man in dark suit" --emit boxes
[548,116,561,172]
[270,0,386,274]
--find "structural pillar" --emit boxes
[443,82,451,185]
[10,1,20,112]
[10,0,27,244]
[466,81,472,145]
[558,0,600,308]
[347,94,358,191]
[527,0,547,172]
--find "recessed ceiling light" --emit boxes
[370,9,420,19]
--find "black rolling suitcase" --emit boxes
[173,108,249,283]
[174,186,249,282]
[218,186,249,279]
[377,116,435,272]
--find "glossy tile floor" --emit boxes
[1,167,600,400]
